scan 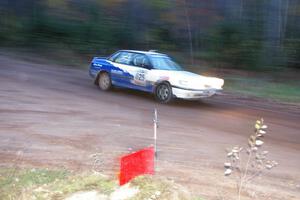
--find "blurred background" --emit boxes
[0,0,300,103]
[0,0,299,101]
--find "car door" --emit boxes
[130,53,153,92]
[109,51,135,88]
[110,52,152,92]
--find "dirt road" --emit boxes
[0,54,299,199]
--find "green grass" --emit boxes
[0,168,68,200]
[130,175,191,200]
[224,77,300,103]
[0,168,197,200]
[0,168,116,200]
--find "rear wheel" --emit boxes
[155,83,173,103]
[97,72,112,91]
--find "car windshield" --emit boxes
[149,56,183,71]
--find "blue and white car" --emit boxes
[89,50,224,103]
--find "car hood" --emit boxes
[151,70,224,90]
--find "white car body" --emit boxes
[90,50,224,101]
[146,69,224,99]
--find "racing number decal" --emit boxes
[135,71,145,81]
[134,70,147,86]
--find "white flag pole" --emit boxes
[153,108,158,157]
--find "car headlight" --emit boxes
[213,79,224,88]
[178,80,189,86]
[220,79,224,87]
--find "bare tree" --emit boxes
[183,0,194,66]
[281,0,289,46]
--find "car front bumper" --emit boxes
[172,86,222,99]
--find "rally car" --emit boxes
[89,50,224,103]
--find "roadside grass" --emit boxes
[0,168,115,200]
[224,76,300,103]
[130,175,191,200]
[47,172,115,199]
[0,168,199,200]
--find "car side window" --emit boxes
[132,54,151,69]
[114,52,134,65]
[108,52,120,62]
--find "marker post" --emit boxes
[153,109,158,158]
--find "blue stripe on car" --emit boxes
[90,58,154,93]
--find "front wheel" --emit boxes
[97,72,112,91]
[155,83,173,103]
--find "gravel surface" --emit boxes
[0,54,299,199]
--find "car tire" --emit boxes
[97,72,112,91]
[155,83,173,103]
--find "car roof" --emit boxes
[119,50,168,57]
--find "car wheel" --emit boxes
[98,72,112,91]
[155,83,173,103]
